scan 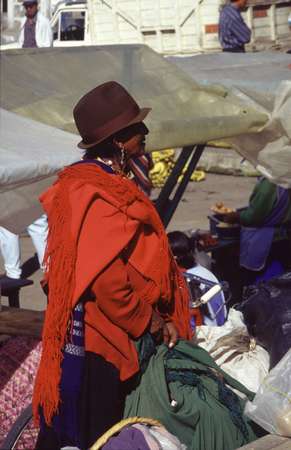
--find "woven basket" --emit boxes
[90,416,162,450]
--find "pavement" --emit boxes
[0,172,256,312]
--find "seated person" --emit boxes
[0,215,48,280]
[223,177,291,285]
[168,231,227,327]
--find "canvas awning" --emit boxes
[0,108,79,232]
[1,45,269,151]
[1,45,291,231]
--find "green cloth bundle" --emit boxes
[124,339,264,450]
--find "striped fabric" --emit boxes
[45,302,85,447]
[219,4,251,51]
[128,154,153,196]
[64,302,85,357]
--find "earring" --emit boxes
[120,145,126,167]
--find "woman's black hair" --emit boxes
[83,122,142,160]
[167,231,196,270]
[82,138,118,160]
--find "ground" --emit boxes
[0,173,256,311]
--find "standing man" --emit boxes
[18,0,53,48]
[219,0,251,53]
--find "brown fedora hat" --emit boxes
[73,81,151,149]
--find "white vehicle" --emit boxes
[51,1,89,46]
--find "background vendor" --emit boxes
[223,177,291,286]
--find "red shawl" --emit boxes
[33,163,191,425]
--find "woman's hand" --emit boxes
[149,310,165,343]
[163,322,179,348]
[149,311,179,348]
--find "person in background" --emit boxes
[219,0,251,53]
[168,231,227,328]
[223,177,291,286]
[18,0,53,48]
[0,215,48,280]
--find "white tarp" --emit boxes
[169,52,291,188]
[0,109,79,233]
[1,46,291,231]
[1,46,269,149]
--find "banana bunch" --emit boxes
[178,168,205,183]
[149,150,175,188]
[149,150,206,188]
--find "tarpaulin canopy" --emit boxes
[0,108,79,232]
[169,51,291,95]
[1,45,291,231]
[169,51,291,188]
[1,45,269,151]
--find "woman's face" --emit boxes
[114,122,149,158]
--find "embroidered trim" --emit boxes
[72,329,83,337]
[73,320,83,329]
[74,303,84,312]
[64,343,85,357]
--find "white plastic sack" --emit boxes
[245,349,291,437]
[132,424,186,450]
[196,309,269,393]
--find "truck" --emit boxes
[51,0,291,52]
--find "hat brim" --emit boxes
[77,107,151,150]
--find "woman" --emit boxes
[223,177,291,286]
[33,81,191,450]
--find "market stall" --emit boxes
[1,45,291,449]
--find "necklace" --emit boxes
[95,156,129,178]
[96,156,113,167]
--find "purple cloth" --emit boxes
[102,426,151,450]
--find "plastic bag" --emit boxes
[196,309,269,394]
[148,426,187,450]
[244,349,291,437]
[123,424,186,450]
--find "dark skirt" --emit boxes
[35,352,132,450]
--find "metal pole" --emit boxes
[155,145,194,216]
[246,6,254,46]
[7,0,15,30]
[162,144,205,228]
[40,0,51,18]
[269,4,276,42]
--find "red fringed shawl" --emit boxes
[33,163,191,425]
